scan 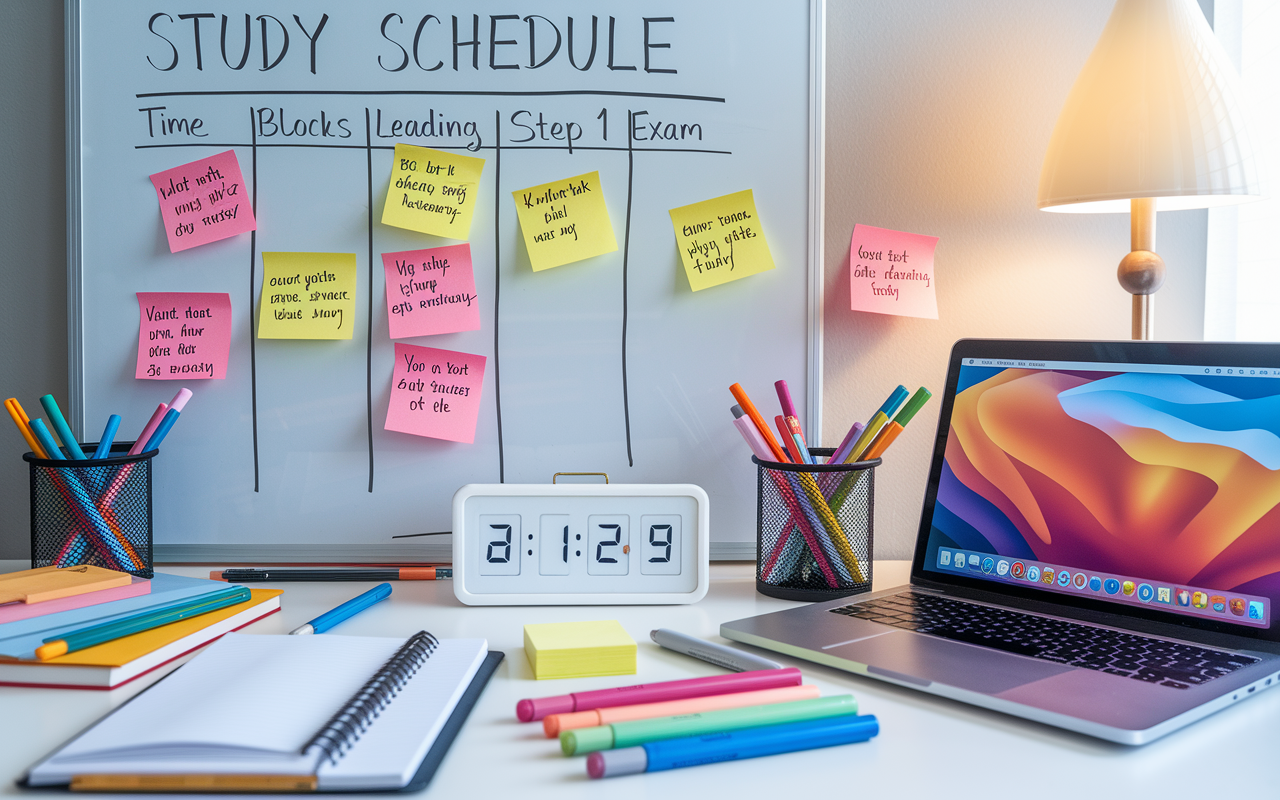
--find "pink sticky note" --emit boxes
[149,150,256,253]
[136,292,233,380]
[848,224,939,319]
[382,244,481,339]
[385,344,487,443]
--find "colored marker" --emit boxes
[863,387,932,460]
[5,398,49,458]
[827,421,864,464]
[142,388,192,452]
[731,406,773,461]
[127,402,168,456]
[560,695,859,755]
[729,383,789,463]
[91,415,122,460]
[39,395,86,459]
[289,583,392,635]
[844,385,909,463]
[515,668,803,722]
[587,714,880,779]
[785,416,812,464]
[650,628,784,673]
[544,685,819,738]
[775,415,806,464]
[28,418,66,461]
[774,380,801,425]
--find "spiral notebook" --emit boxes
[23,631,502,792]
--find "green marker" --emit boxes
[560,695,859,756]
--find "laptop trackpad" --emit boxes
[829,630,1074,694]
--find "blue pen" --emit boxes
[289,583,393,635]
[588,714,880,779]
[91,414,121,460]
[39,395,86,460]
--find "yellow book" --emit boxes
[524,620,637,680]
[0,589,282,689]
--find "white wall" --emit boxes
[822,1,1210,559]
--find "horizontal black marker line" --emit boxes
[133,142,731,155]
[136,88,725,103]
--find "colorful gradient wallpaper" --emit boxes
[928,366,1280,620]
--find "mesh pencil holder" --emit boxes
[25,443,155,578]
[754,447,878,602]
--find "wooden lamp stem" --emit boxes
[1118,197,1164,340]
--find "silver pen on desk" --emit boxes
[650,628,784,672]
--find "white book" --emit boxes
[25,631,491,792]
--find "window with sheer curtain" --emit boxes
[1205,0,1280,340]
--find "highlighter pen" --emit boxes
[39,395,86,460]
[91,415,121,460]
[775,415,806,464]
[127,403,168,456]
[650,628,784,672]
[587,714,880,779]
[731,406,774,461]
[515,667,803,722]
[862,387,933,460]
[560,695,859,755]
[544,684,819,738]
[844,385,909,463]
[729,383,790,462]
[827,421,864,464]
[141,388,192,452]
[5,398,49,458]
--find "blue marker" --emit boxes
[142,388,192,452]
[28,418,66,460]
[91,414,121,460]
[587,714,879,779]
[39,395,86,459]
[289,583,393,635]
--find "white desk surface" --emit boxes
[1,560,1276,798]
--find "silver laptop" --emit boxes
[722,339,1280,744]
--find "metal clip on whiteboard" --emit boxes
[451,475,710,606]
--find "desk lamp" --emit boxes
[1038,0,1261,339]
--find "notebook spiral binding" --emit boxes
[303,630,440,765]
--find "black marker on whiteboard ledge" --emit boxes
[651,628,783,672]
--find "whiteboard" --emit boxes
[67,1,825,562]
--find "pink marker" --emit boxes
[827,422,865,465]
[515,668,803,722]
[127,402,168,456]
[774,380,800,424]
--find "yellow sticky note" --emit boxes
[523,620,637,680]
[258,252,357,340]
[669,189,776,291]
[381,144,485,240]
[512,171,618,271]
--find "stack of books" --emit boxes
[0,566,281,689]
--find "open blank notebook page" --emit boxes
[26,632,489,790]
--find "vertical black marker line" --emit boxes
[493,110,505,483]
[248,108,260,492]
[621,112,635,467]
[365,109,375,493]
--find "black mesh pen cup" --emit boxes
[25,443,155,578]
[754,448,878,601]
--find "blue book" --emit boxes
[0,573,231,659]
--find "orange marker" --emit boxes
[5,398,48,458]
[863,387,932,460]
[729,383,789,462]
[543,684,821,738]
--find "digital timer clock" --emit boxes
[451,483,710,605]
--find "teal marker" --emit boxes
[560,695,859,755]
[39,394,86,460]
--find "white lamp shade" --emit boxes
[1038,0,1262,213]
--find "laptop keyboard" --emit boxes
[830,591,1259,690]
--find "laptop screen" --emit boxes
[918,343,1279,642]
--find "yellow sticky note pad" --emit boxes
[512,171,618,271]
[258,252,357,340]
[381,144,485,240]
[523,620,637,680]
[669,189,776,291]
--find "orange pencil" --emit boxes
[543,684,821,737]
[729,383,789,462]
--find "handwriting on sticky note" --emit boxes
[149,151,256,253]
[257,252,357,340]
[848,224,939,319]
[382,244,480,339]
[385,344,486,443]
[513,171,618,271]
[668,190,775,291]
[136,293,232,380]
[381,144,485,240]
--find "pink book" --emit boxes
[0,577,150,624]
